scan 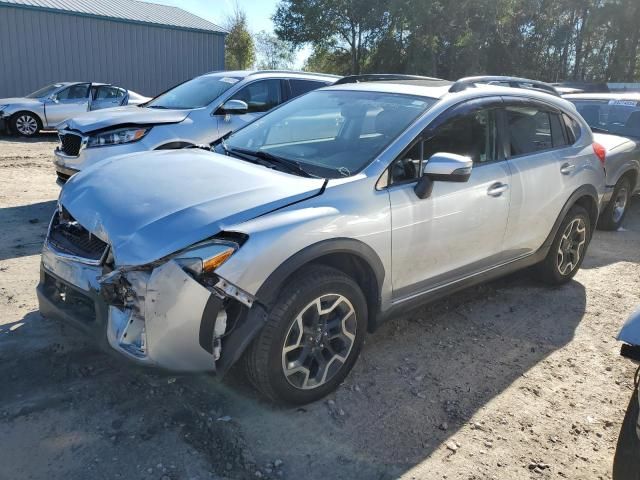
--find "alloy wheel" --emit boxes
[556,218,587,275]
[612,187,628,224]
[281,293,357,390]
[16,115,38,135]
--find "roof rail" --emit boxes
[248,70,340,79]
[334,74,449,85]
[449,76,560,96]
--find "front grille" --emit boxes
[48,208,108,262]
[59,133,82,156]
[42,272,96,323]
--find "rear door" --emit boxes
[44,83,90,125]
[91,86,127,110]
[501,98,581,255]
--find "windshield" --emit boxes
[221,90,436,178]
[26,83,64,98]
[570,99,640,139]
[146,75,242,109]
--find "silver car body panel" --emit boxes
[0,82,149,129]
[41,81,605,372]
[565,93,640,194]
[52,71,337,174]
[592,132,640,194]
[619,307,640,346]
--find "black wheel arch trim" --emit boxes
[11,110,43,129]
[214,238,385,376]
[253,237,385,309]
[540,184,599,252]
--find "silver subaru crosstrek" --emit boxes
[38,75,605,404]
[52,70,337,182]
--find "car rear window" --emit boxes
[570,99,640,139]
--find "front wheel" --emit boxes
[613,388,640,480]
[599,177,632,231]
[11,112,40,137]
[244,265,367,404]
[535,205,591,285]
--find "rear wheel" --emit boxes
[599,177,632,231]
[613,388,640,480]
[535,205,590,285]
[11,112,41,137]
[244,265,367,404]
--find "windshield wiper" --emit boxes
[146,105,169,109]
[231,148,317,178]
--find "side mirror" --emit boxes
[219,99,248,114]
[49,94,59,103]
[414,152,473,199]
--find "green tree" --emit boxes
[255,31,295,70]
[274,0,390,74]
[224,6,255,70]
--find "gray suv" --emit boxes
[38,75,605,404]
[52,70,337,182]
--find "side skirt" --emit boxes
[375,248,547,326]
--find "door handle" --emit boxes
[487,182,509,197]
[560,163,575,175]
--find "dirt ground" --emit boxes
[1,133,639,480]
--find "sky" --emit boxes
[154,0,311,68]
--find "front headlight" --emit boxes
[86,126,151,148]
[175,239,239,282]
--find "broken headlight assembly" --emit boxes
[174,239,239,286]
[86,126,151,148]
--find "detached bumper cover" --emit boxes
[38,245,222,372]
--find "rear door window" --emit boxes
[506,106,556,156]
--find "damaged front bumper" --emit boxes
[37,243,258,373]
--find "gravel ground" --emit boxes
[0,133,639,480]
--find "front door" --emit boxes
[388,100,512,300]
[44,83,90,126]
[215,79,284,138]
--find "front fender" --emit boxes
[214,180,393,306]
[3,103,45,125]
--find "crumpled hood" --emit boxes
[0,97,42,107]
[59,149,325,266]
[593,132,637,152]
[60,105,191,133]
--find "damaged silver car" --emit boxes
[38,75,605,404]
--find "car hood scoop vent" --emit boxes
[59,149,325,266]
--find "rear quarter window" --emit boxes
[563,114,582,144]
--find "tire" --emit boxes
[535,205,591,285]
[613,388,640,480]
[11,112,41,137]
[599,177,632,231]
[244,265,367,404]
